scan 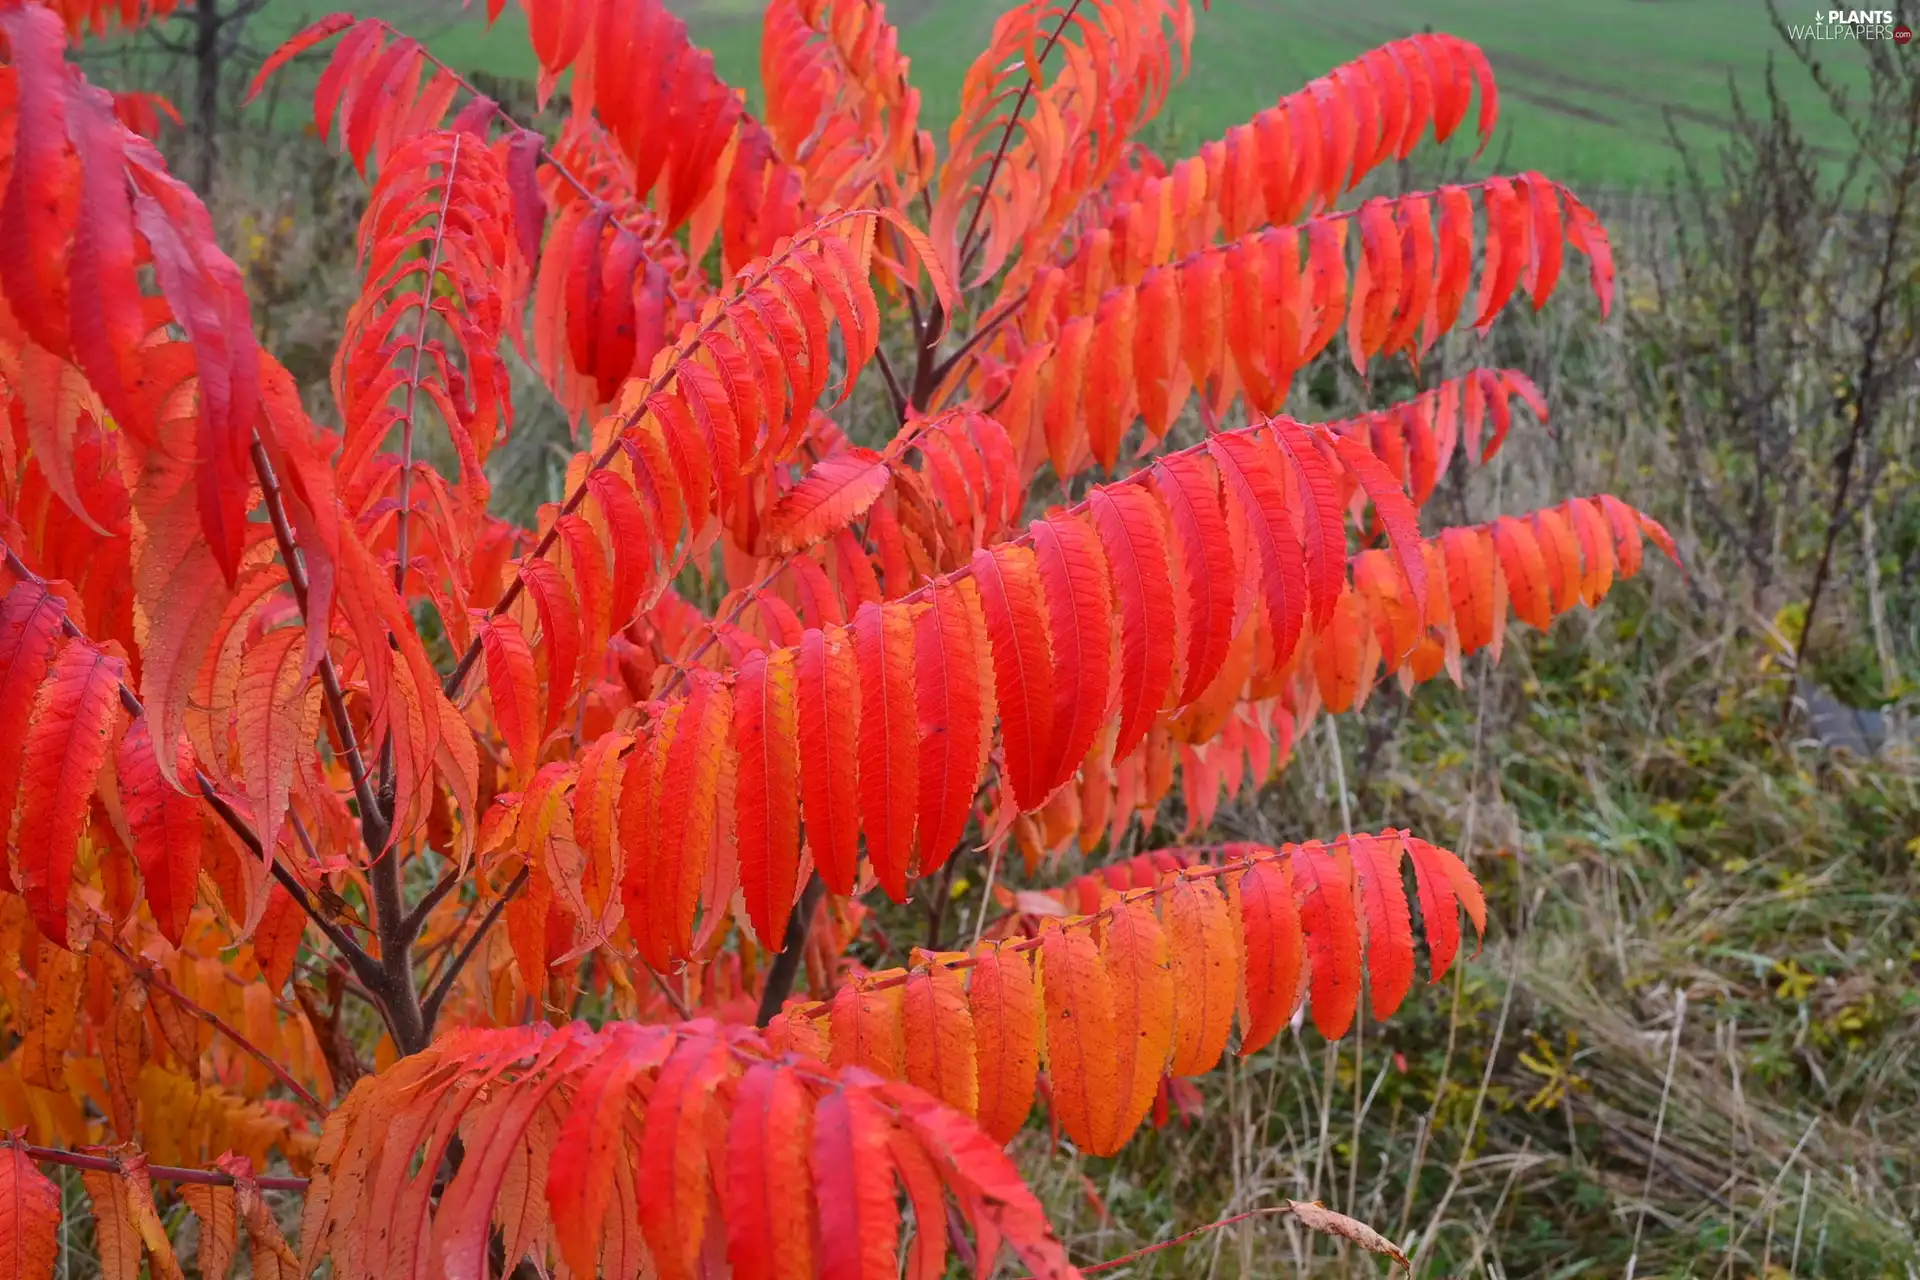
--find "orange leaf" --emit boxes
[1100,895,1173,1151]
[1038,923,1119,1154]
[1165,877,1237,1076]
[902,964,978,1118]
[968,942,1041,1145]
[830,972,908,1080]
[767,448,892,553]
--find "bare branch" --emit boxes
[421,864,530,1030]
[109,941,327,1114]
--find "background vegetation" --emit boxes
[69,1,1920,1274]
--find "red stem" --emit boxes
[6,1141,311,1193]
[391,132,462,599]
[110,942,326,1115]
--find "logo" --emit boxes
[1785,7,1907,39]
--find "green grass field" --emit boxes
[246,0,1874,193]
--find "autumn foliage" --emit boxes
[0,0,1676,1274]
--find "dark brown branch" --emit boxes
[1778,98,1920,729]
[194,779,383,991]
[248,437,387,852]
[953,0,1084,272]
[421,864,530,1030]
[926,288,1030,390]
[755,873,826,1027]
[873,344,909,421]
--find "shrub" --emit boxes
[0,0,1675,1273]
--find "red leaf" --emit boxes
[969,544,1055,813]
[768,448,892,553]
[811,1087,899,1280]
[0,584,69,894]
[1031,513,1113,800]
[638,1036,729,1280]
[1152,454,1235,705]
[1236,856,1303,1056]
[115,716,202,948]
[735,649,802,947]
[520,558,582,741]
[252,883,305,994]
[913,581,989,875]
[247,13,357,104]
[797,626,862,895]
[852,602,917,901]
[1293,840,1361,1039]
[1348,832,1416,1018]
[481,614,542,780]
[1210,430,1308,669]
[17,637,126,945]
[725,1064,816,1280]
[1326,429,1429,620]
[0,1143,61,1280]
[1087,486,1177,763]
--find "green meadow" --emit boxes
[245,0,1878,192]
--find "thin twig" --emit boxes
[926,288,1031,390]
[5,1141,309,1193]
[873,343,909,421]
[247,437,387,853]
[953,0,1085,272]
[1020,1202,1409,1277]
[1414,945,1519,1273]
[970,839,1004,948]
[110,942,326,1115]
[1719,1114,1820,1277]
[401,864,464,942]
[422,864,531,1027]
